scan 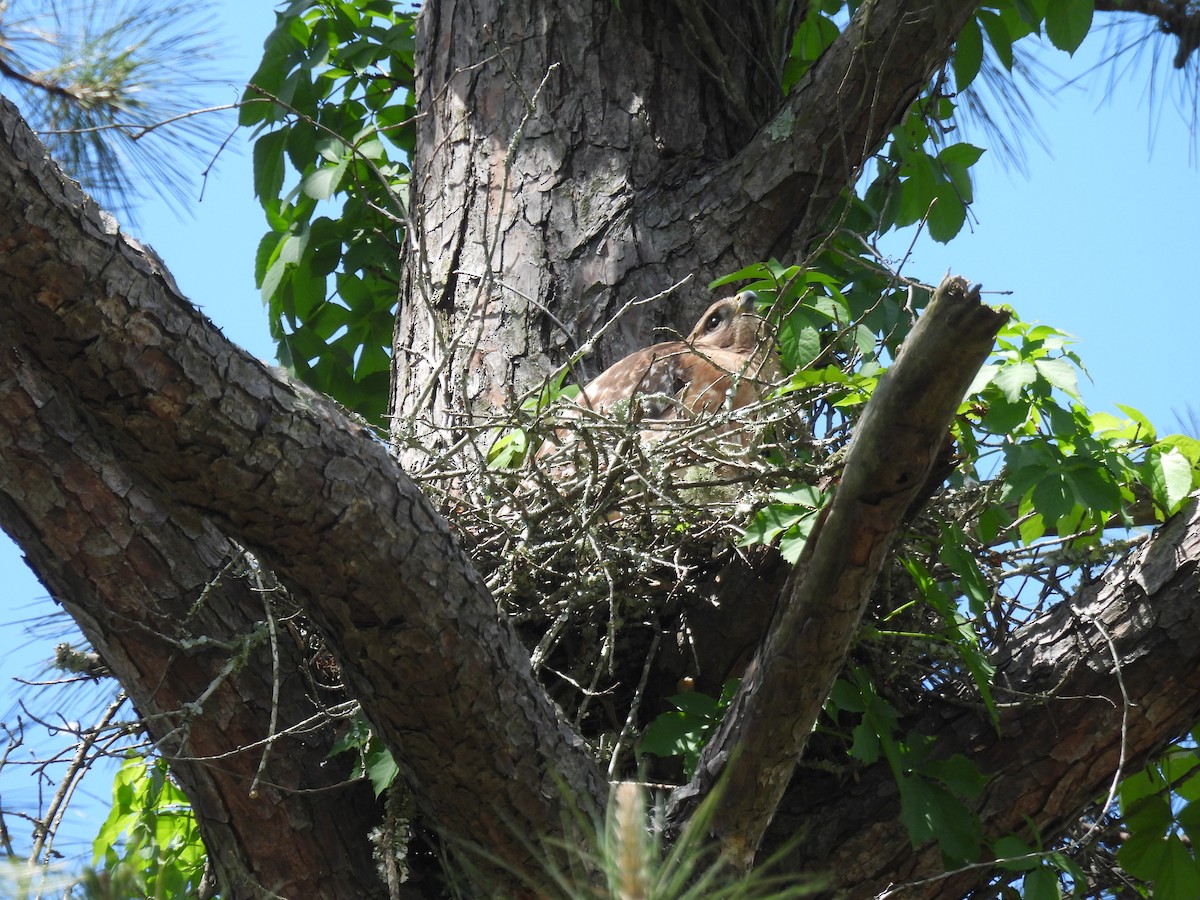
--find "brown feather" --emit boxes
[575,291,777,419]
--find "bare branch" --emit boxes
[667,277,1009,865]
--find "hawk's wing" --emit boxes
[576,341,776,420]
[575,343,690,418]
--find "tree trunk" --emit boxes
[391,0,973,465]
[0,94,604,895]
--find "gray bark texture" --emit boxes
[391,0,975,465]
[0,0,1197,897]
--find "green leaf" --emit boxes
[1119,828,1169,881]
[993,835,1039,872]
[828,677,864,714]
[1063,462,1122,514]
[253,129,290,202]
[1033,357,1080,397]
[940,537,991,616]
[1045,0,1094,54]
[364,744,399,797]
[897,776,982,864]
[977,10,1015,70]
[992,361,1038,402]
[953,17,984,91]
[1120,830,1200,898]
[1017,511,1046,545]
[849,720,881,763]
[1166,752,1200,801]
[938,143,985,190]
[926,182,967,243]
[779,314,824,370]
[1178,800,1200,847]
[638,685,735,779]
[1161,433,1200,466]
[933,753,987,800]
[1031,472,1073,523]
[1022,866,1061,900]
[1121,767,1173,835]
[709,262,773,290]
[1116,402,1157,441]
[639,711,697,757]
[487,428,528,469]
[778,524,815,564]
[1142,445,1195,516]
[1156,835,1200,900]
[302,158,350,200]
[740,504,810,547]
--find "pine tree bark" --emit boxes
[0,95,605,895]
[391,0,974,464]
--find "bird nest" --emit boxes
[416,389,819,770]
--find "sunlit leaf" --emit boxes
[1142,445,1195,516]
[992,361,1037,402]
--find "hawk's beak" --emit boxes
[735,290,759,312]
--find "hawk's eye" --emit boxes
[704,312,724,332]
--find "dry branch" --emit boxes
[667,277,1010,865]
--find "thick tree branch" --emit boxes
[767,497,1200,897]
[667,277,1009,865]
[649,0,977,287]
[0,95,606,884]
[0,352,386,897]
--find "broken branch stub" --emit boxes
[666,276,1010,867]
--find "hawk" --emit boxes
[575,290,778,423]
[539,289,779,454]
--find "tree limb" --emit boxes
[647,0,977,280]
[0,95,605,885]
[666,277,1010,865]
[0,335,387,895]
[767,497,1200,897]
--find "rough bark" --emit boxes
[0,356,385,897]
[0,94,605,892]
[666,278,1010,865]
[392,0,975,463]
[765,497,1200,897]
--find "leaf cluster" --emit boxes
[241,0,417,424]
[87,754,206,898]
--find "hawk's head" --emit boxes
[685,290,767,353]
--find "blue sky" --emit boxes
[1,0,1198,867]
